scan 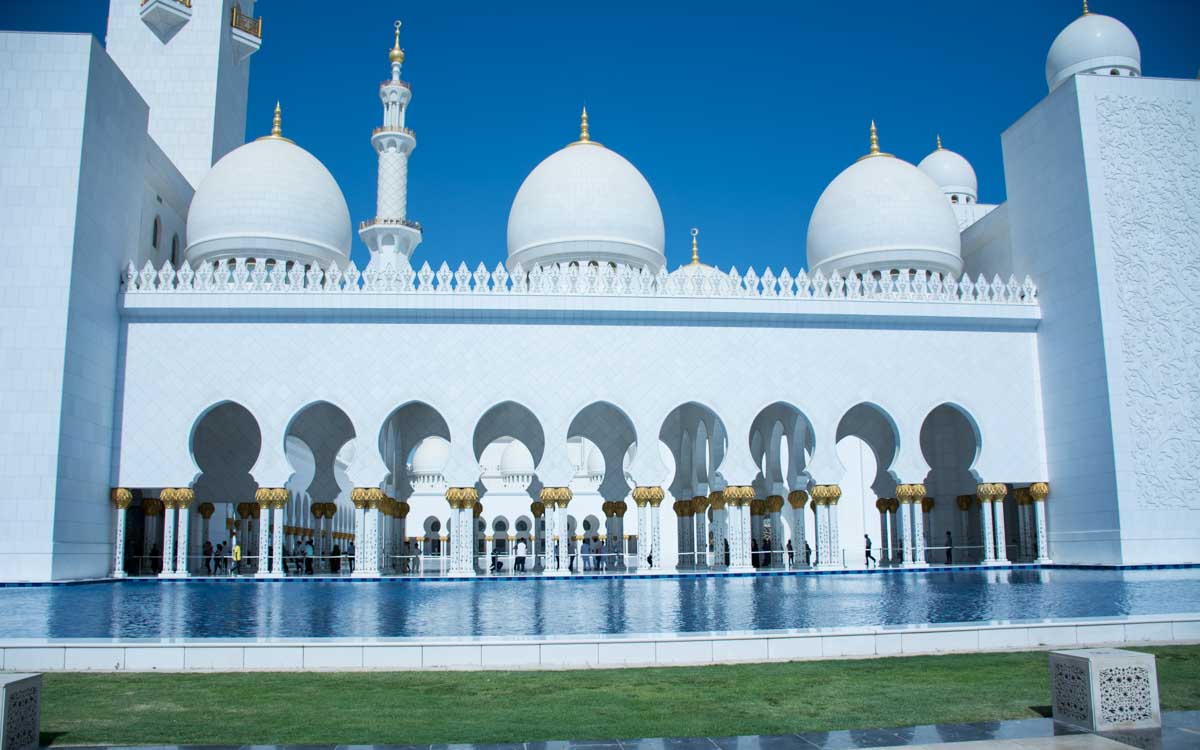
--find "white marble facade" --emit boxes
[0,3,1197,582]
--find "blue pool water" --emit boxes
[0,569,1197,640]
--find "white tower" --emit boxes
[105,0,262,188]
[361,21,423,268]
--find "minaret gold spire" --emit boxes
[569,107,601,146]
[936,133,943,150]
[690,228,700,266]
[390,21,405,64]
[1082,0,1089,15]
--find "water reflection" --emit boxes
[0,568,1195,639]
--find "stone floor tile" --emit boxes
[710,734,813,750]
[790,729,911,749]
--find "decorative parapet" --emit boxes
[231,3,262,37]
[121,258,1039,305]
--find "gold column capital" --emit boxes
[110,488,133,510]
[1029,482,1050,502]
[811,484,842,504]
[632,486,663,507]
[787,489,808,509]
[896,483,926,502]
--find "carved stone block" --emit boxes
[1049,648,1160,732]
[0,673,41,750]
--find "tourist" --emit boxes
[214,543,225,574]
[490,545,503,573]
[330,543,341,574]
[230,538,241,576]
[203,540,213,574]
[304,538,315,574]
[581,537,592,571]
[347,540,356,573]
[787,539,794,567]
[750,538,759,568]
[804,541,812,566]
[723,538,730,566]
[150,543,161,575]
[515,539,527,572]
[594,537,603,571]
[946,531,953,564]
[568,537,577,572]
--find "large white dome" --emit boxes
[1046,9,1140,92]
[506,111,665,272]
[186,114,351,267]
[918,138,978,204]
[807,127,962,278]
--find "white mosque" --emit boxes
[0,1,1196,582]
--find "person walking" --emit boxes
[203,540,214,575]
[865,534,876,568]
[304,538,315,575]
[581,537,592,571]
[787,539,794,567]
[347,540,356,573]
[230,537,242,576]
[804,541,812,566]
[214,542,226,574]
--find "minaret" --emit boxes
[360,20,422,267]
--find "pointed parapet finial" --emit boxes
[936,133,943,150]
[690,228,701,265]
[570,106,600,146]
[390,20,405,65]
[1082,0,1090,15]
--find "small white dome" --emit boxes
[500,441,535,475]
[186,128,351,267]
[507,111,665,272]
[918,140,978,203]
[807,127,962,278]
[586,448,605,475]
[410,437,450,474]
[1046,10,1140,92]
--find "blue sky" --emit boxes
[3,1,1197,272]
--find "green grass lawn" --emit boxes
[40,646,1200,746]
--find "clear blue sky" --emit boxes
[3,1,1197,272]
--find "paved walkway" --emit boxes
[88,712,1200,750]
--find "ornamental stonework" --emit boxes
[1095,94,1200,511]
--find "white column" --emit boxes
[789,493,807,567]
[558,503,571,572]
[272,503,285,577]
[111,490,131,578]
[878,506,889,566]
[353,500,366,574]
[1032,490,1052,563]
[913,501,927,567]
[768,508,783,567]
[899,499,914,567]
[828,501,840,568]
[255,500,271,578]
[543,507,557,571]
[635,500,649,569]
[159,499,177,578]
[650,500,663,570]
[992,489,1008,563]
[980,496,996,563]
[175,498,191,577]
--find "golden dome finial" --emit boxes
[569,106,600,146]
[271,101,282,138]
[856,119,893,162]
[690,228,700,266]
[936,133,943,150]
[1082,0,1089,15]
[390,20,405,65]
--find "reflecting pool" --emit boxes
[1,568,1197,640]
